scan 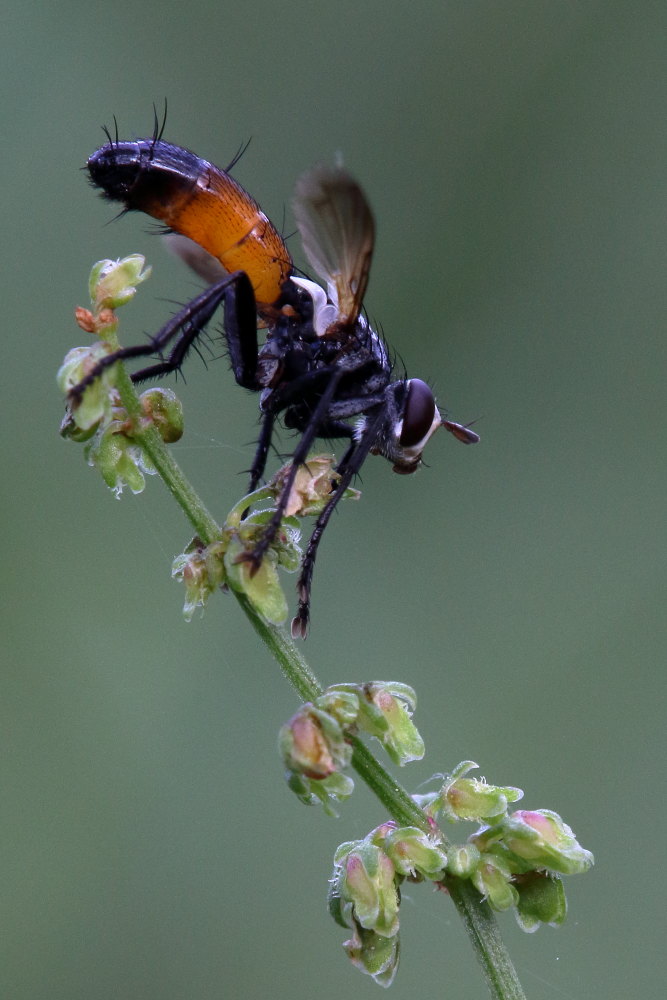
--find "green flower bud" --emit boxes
[85,423,155,496]
[383,826,448,879]
[514,871,567,932]
[354,682,424,765]
[57,344,117,431]
[89,255,152,310]
[471,856,519,912]
[315,688,360,727]
[224,536,288,626]
[343,921,400,987]
[442,761,523,822]
[498,809,594,876]
[139,388,184,442]
[287,768,354,817]
[446,843,481,878]
[172,538,226,621]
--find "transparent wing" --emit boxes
[162,233,228,284]
[293,163,375,326]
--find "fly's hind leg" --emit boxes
[68,271,260,400]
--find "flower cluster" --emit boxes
[328,822,447,986]
[280,682,423,816]
[329,761,593,985]
[58,256,181,496]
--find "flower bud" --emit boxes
[514,871,567,932]
[498,809,594,875]
[280,705,351,779]
[382,826,448,879]
[139,388,184,442]
[442,761,523,822]
[343,921,400,987]
[172,539,226,621]
[287,769,354,817]
[354,682,424,765]
[270,454,360,517]
[471,856,519,912]
[224,536,288,626]
[332,840,400,938]
[57,344,117,431]
[446,843,481,878]
[89,255,152,310]
[316,687,360,727]
[86,423,154,496]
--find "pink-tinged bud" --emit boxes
[355,682,424,765]
[383,826,448,879]
[343,847,399,937]
[75,307,97,334]
[281,709,337,779]
[442,761,523,822]
[281,705,354,814]
[501,809,594,875]
[332,839,400,938]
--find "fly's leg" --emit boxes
[68,271,259,402]
[237,367,344,571]
[291,407,386,638]
[246,409,276,494]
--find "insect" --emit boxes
[72,123,479,636]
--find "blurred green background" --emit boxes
[2,2,664,997]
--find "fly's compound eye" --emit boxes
[399,378,436,448]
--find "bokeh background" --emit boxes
[2,2,665,997]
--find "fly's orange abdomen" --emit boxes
[87,139,292,305]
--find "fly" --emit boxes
[71,126,479,636]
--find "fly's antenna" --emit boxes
[225,136,252,174]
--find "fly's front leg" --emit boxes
[291,407,385,638]
[236,367,344,572]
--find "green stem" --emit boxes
[115,366,222,542]
[115,363,526,1000]
[446,878,527,1000]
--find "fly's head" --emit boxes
[365,378,479,474]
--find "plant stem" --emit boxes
[117,365,526,1000]
[446,877,526,1000]
[115,365,222,542]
